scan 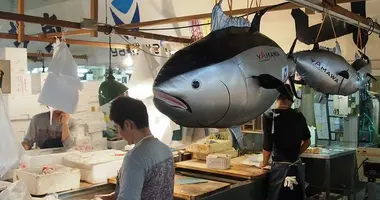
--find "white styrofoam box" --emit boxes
[11,73,32,96]
[74,124,87,138]
[3,94,40,120]
[107,140,128,150]
[86,111,104,123]
[74,136,92,152]
[91,137,107,151]
[14,165,80,195]
[13,131,26,143]
[77,91,90,112]
[19,148,79,169]
[11,120,31,133]
[90,131,103,140]
[72,111,87,125]
[82,81,102,91]
[206,154,231,170]
[85,122,106,133]
[0,47,27,74]
[63,150,126,184]
[30,73,48,94]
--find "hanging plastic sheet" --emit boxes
[38,40,82,115]
[0,90,24,179]
[0,180,31,200]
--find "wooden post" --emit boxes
[17,0,24,43]
[90,0,98,37]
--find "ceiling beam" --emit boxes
[0,11,191,43]
[90,0,98,37]
[287,0,380,34]
[27,53,88,60]
[117,0,363,29]
[0,33,133,49]
[40,29,93,38]
[17,0,25,42]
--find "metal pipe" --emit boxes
[287,0,380,35]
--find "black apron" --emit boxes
[40,137,64,149]
[267,159,307,200]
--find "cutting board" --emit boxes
[175,156,268,180]
[108,175,230,200]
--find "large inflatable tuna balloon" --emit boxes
[153,0,293,150]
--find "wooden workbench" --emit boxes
[175,156,267,180]
[108,174,230,200]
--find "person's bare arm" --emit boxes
[300,139,311,154]
[95,192,116,200]
[61,113,76,149]
[22,118,37,150]
[262,150,272,167]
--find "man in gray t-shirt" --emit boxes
[96,97,174,200]
[22,110,76,150]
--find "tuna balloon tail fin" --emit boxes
[288,38,298,59]
[367,73,377,81]
[315,93,328,104]
[289,77,301,99]
[249,2,289,33]
[229,126,245,152]
[252,74,294,102]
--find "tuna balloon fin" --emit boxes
[252,74,294,102]
[337,70,349,79]
[367,73,377,81]
[316,93,328,104]
[253,74,284,89]
[229,126,245,151]
[211,0,250,32]
[312,43,319,50]
[288,38,298,58]
[289,77,301,99]
[249,2,289,33]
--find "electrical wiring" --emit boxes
[118,34,170,59]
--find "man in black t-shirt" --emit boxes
[261,84,311,200]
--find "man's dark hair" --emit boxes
[277,84,294,101]
[110,96,149,129]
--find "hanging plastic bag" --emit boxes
[0,90,25,179]
[38,40,82,114]
[0,180,31,200]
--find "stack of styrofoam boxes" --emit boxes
[0,48,49,143]
[63,150,126,184]
[72,81,108,152]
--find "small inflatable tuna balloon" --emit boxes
[153,0,292,150]
[292,41,362,99]
[351,51,377,83]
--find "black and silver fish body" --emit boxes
[352,51,376,84]
[293,48,361,96]
[153,1,290,128]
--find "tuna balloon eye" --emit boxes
[192,80,200,89]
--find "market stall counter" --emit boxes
[301,146,357,200]
[108,156,269,200]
